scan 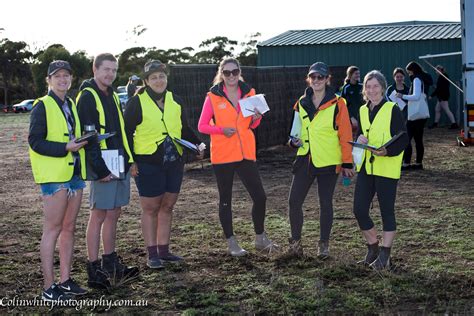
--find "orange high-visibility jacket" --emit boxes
[208,84,256,164]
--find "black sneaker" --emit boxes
[42,283,72,302]
[158,253,184,263]
[401,163,411,171]
[59,278,88,296]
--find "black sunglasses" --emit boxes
[222,69,240,77]
[309,73,327,81]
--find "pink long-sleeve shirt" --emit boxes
[198,86,262,135]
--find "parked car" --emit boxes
[13,99,35,113]
[117,92,129,110]
[0,103,12,113]
[117,86,126,94]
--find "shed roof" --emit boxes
[258,21,461,47]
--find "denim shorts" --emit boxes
[40,175,86,196]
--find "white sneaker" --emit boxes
[227,236,247,257]
[255,232,280,254]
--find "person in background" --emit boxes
[287,62,353,259]
[198,57,278,257]
[429,65,458,129]
[29,60,88,300]
[77,53,139,288]
[353,70,408,270]
[396,61,429,170]
[126,75,140,98]
[124,60,204,269]
[340,66,364,136]
[386,67,410,120]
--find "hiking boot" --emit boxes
[87,259,111,289]
[317,240,330,259]
[255,232,280,254]
[227,236,247,257]
[102,252,140,284]
[370,246,391,271]
[287,238,304,257]
[58,278,88,296]
[449,123,459,129]
[428,122,438,129]
[158,253,184,263]
[357,242,379,265]
[42,283,72,302]
[147,257,165,269]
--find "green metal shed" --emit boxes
[258,21,462,123]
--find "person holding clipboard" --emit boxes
[28,60,88,300]
[353,70,408,270]
[286,62,353,259]
[198,57,278,257]
[77,53,139,288]
[124,60,204,269]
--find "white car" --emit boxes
[117,92,128,110]
[13,99,35,113]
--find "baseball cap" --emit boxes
[130,75,140,80]
[48,60,72,76]
[308,62,329,77]
[144,60,167,77]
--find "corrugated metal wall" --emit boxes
[258,39,462,124]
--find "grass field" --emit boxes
[0,112,473,314]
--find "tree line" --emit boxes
[0,33,260,106]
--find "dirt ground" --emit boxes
[0,113,473,314]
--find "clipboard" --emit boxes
[239,94,270,118]
[75,132,97,143]
[174,138,199,153]
[349,131,405,151]
[75,131,116,143]
[86,148,125,180]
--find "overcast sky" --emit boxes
[1,0,461,57]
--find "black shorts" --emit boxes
[134,160,184,197]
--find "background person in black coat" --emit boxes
[429,65,458,129]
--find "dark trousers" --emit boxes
[353,166,398,232]
[288,164,338,242]
[404,119,427,164]
[212,160,267,239]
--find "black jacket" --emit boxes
[77,79,131,179]
[124,87,201,165]
[431,74,450,100]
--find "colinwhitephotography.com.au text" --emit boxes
[1,295,148,311]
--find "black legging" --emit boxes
[404,119,427,164]
[288,165,338,242]
[212,160,267,239]
[353,166,398,232]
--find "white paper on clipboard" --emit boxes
[101,149,124,179]
[239,94,270,117]
[389,90,406,111]
[290,113,302,138]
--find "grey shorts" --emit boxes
[89,171,131,210]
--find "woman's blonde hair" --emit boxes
[362,70,387,102]
[212,57,243,86]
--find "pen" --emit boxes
[245,108,255,113]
